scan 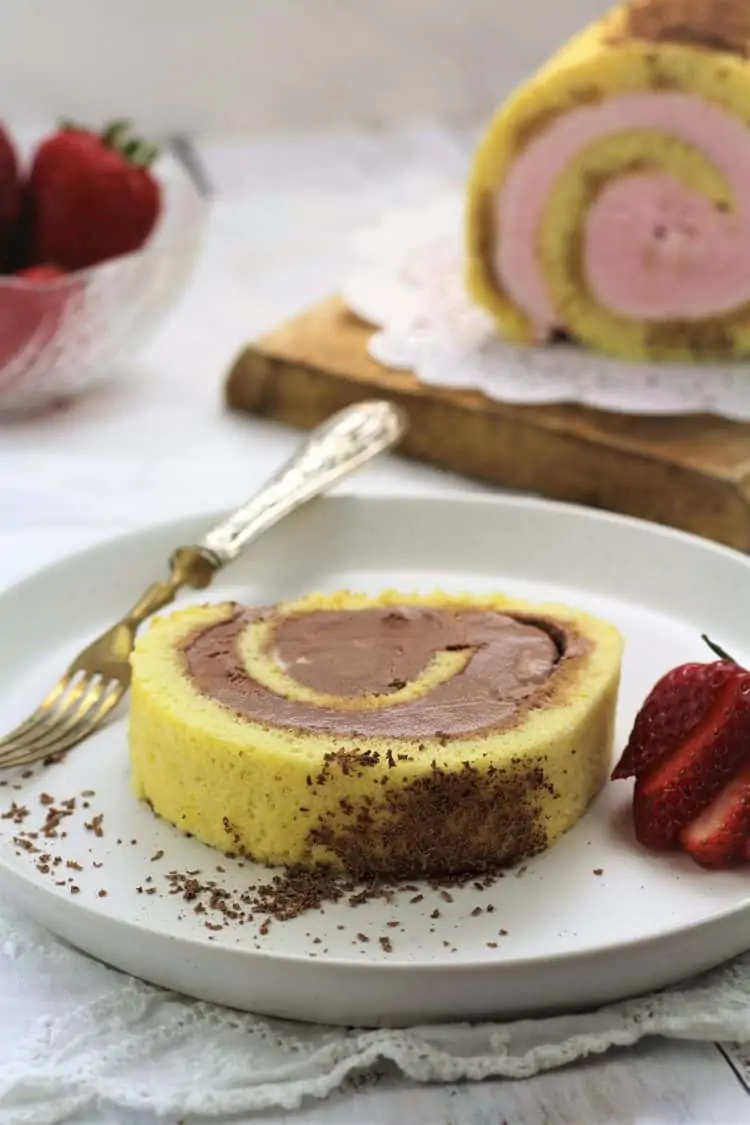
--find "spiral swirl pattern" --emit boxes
[466,1,750,361]
[181,603,561,739]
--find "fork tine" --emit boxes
[23,684,124,761]
[0,681,124,769]
[0,673,79,750]
[0,676,95,759]
[0,678,105,760]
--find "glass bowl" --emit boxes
[0,153,207,416]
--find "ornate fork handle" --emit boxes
[118,400,407,633]
[198,400,407,566]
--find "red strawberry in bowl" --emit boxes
[28,119,162,271]
[612,637,750,869]
[0,115,203,413]
[0,264,78,394]
[0,122,20,266]
[15,264,67,281]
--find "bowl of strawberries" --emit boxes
[0,118,206,415]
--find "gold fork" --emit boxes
[0,400,407,769]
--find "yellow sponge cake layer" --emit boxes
[129,591,623,877]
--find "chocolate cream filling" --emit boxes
[182,605,565,739]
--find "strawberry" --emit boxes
[680,762,750,869]
[0,264,73,389]
[611,659,743,781]
[28,119,161,271]
[15,264,66,281]
[0,123,21,266]
[631,673,750,849]
[612,637,750,866]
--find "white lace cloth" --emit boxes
[1,898,749,1125]
[342,195,750,420]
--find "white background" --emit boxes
[0,0,609,133]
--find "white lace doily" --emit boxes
[1,897,750,1124]
[342,195,750,420]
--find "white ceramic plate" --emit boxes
[0,494,748,1028]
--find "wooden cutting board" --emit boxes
[225,296,750,551]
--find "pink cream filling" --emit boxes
[494,93,750,334]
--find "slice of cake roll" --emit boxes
[129,591,623,878]
[467,0,750,361]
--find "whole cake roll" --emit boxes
[466,0,750,361]
[129,591,623,877]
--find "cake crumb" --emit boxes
[84,813,104,837]
[2,802,30,824]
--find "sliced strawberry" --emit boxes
[631,673,750,850]
[680,761,750,869]
[612,660,743,780]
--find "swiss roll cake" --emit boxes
[129,591,623,877]
[466,0,750,361]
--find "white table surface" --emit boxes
[1,129,748,1125]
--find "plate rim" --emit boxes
[1,488,747,606]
